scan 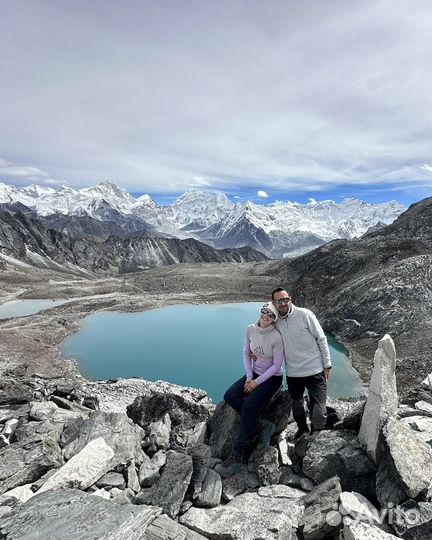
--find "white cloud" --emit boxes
[0,0,432,198]
[257,190,269,198]
[0,158,50,182]
[421,164,432,174]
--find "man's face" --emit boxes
[273,290,291,315]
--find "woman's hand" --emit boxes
[244,379,257,394]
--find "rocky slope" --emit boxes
[0,210,268,275]
[265,196,432,393]
[2,335,432,539]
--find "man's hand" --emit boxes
[324,368,331,382]
[244,379,257,394]
[249,350,257,360]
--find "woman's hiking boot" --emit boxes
[214,452,245,478]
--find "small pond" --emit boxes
[61,303,365,403]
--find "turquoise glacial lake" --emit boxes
[61,303,365,403]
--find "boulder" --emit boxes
[381,416,432,499]
[135,450,193,518]
[126,459,141,492]
[400,415,432,445]
[0,488,162,540]
[339,491,380,525]
[38,437,115,493]
[144,514,208,539]
[343,519,401,539]
[127,389,213,449]
[1,484,34,504]
[180,491,304,540]
[256,446,280,486]
[391,499,432,540]
[207,401,240,460]
[187,444,211,499]
[196,468,222,508]
[61,410,145,466]
[358,335,398,464]
[300,430,376,499]
[258,484,307,500]
[0,435,62,495]
[299,476,343,540]
[221,469,258,501]
[414,401,432,416]
[139,451,166,487]
[29,400,59,421]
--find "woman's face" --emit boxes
[259,308,275,328]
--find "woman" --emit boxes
[215,302,284,477]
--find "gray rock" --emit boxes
[29,400,59,421]
[135,450,193,518]
[111,487,136,504]
[91,488,111,500]
[358,335,398,464]
[127,389,213,449]
[0,435,63,495]
[300,477,316,491]
[96,471,126,490]
[126,459,140,492]
[196,468,222,508]
[1,484,34,503]
[0,488,162,540]
[301,430,376,499]
[340,491,380,525]
[375,439,408,507]
[222,469,252,501]
[61,410,145,467]
[180,491,303,540]
[414,400,432,416]
[330,398,366,432]
[183,421,207,447]
[138,451,166,487]
[279,466,302,488]
[0,434,8,448]
[145,413,171,452]
[144,514,208,540]
[256,446,280,486]
[382,416,432,498]
[14,419,66,444]
[343,519,400,539]
[258,484,306,500]
[38,437,115,493]
[3,418,18,437]
[400,415,432,445]
[391,499,432,540]
[299,476,343,540]
[187,444,211,499]
[207,400,240,460]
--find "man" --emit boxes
[272,287,331,438]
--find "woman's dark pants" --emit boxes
[224,373,282,457]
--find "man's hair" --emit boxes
[271,287,290,300]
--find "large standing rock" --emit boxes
[180,491,304,540]
[0,435,63,495]
[299,476,342,540]
[60,410,145,466]
[0,488,162,540]
[38,437,115,493]
[300,431,376,499]
[358,335,398,464]
[381,416,432,499]
[135,450,193,518]
[127,389,213,449]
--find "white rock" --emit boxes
[343,518,400,539]
[258,485,306,499]
[359,334,398,463]
[91,488,111,500]
[400,415,432,445]
[340,491,380,525]
[38,437,114,493]
[185,421,207,447]
[414,401,432,416]
[421,373,432,391]
[2,484,35,503]
[3,418,18,437]
[148,413,171,450]
[29,401,59,421]
[277,431,292,466]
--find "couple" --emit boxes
[216,287,331,478]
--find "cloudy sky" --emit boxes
[1,0,432,205]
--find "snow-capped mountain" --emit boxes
[0,181,406,257]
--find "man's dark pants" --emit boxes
[224,373,282,457]
[286,371,327,431]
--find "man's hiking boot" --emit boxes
[258,419,276,448]
[214,452,244,478]
[293,413,310,440]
